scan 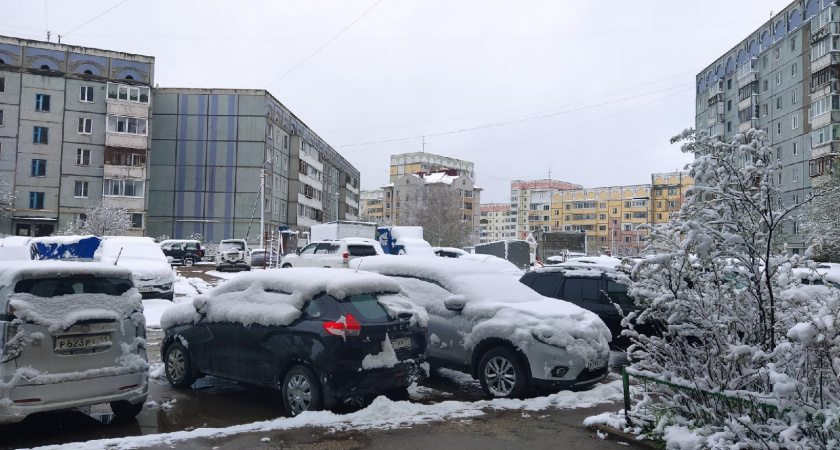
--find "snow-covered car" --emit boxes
[0,261,148,423]
[433,247,468,258]
[98,237,175,300]
[458,253,524,278]
[215,239,251,272]
[159,268,428,416]
[349,255,612,398]
[0,236,33,261]
[280,238,383,268]
[250,248,267,267]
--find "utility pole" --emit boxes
[259,169,265,249]
[421,136,426,153]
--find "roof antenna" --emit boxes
[114,247,123,265]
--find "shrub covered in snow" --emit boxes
[624,129,840,448]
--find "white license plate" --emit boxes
[390,337,411,349]
[587,356,608,370]
[55,334,111,351]
[138,286,153,292]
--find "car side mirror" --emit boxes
[444,295,467,312]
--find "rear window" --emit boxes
[562,278,600,302]
[14,277,134,297]
[342,293,391,323]
[347,245,378,257]
[524,274,559,297]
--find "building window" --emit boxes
[74,180,89,198]
[777,72,782,85]
[76,148,91,166]
[792,90,798,104]
[30,159,46,177]
[792,115,799,130]
[78,117,92,134]
[33,126,48,144]
[793,167,800,182]
[793,221,799,235]
[35,93,50,111]
[0,77,4,93]
[793,142,798,155]
[29,192,44,209]
[777,147,782,160]
[777,97,782,110]
[625,236,631,243]
[80,86,94,102]
[762,103,768,116]
[727,79,732,90]
[775,48,781,61]
[103,179,144,197]
[106,115,147,135]
[778,172,783,185]
[777,122,782,135]
[111,151,144,166]
[763,80,768,93]
[791,63,798,78]
[727,121,732,132]
[107,84,150,103]
[727,100,732,111]
[0,109,3,126]
[130,213,144,229]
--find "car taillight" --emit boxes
[342,252,349,263]
[323,314,361,337]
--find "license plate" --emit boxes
[55,334,111,351]
[138,286,153,292]
[587,356,608,370]
[390,337,411,350]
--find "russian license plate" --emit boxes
[138,286,153,292]
[587,355,608,370]
[55,334,111,351]
[390,337,411,350]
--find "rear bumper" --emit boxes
[321,357,426,403]
[217,261,250,270]
[0,370,148,424]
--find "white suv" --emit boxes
[280,238,383,268]
[0,261,148,423]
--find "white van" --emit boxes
[98,237,175,300]
[0,261,148,423]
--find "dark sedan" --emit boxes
[159,269,428,416]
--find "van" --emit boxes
[0,261,148,423]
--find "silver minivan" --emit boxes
[0,261,148,423]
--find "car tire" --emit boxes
[183,257,195,267]
[282,263,292,268]
[165,342,196,388]
[280,365,322,416]
[245,266,251,271]
[478,347,529,398]
[162,292,174,301]
[215,266,223,272]
[110,400,143,419]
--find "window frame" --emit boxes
[30,159,46,177]
[77,117,92,134]
[28,192,44,210]
[35,93,50,112]
[76,148,91,166]
[79,86,94,103]
[33,126,48,144]
[74,180,89,198]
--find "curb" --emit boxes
[587,424,663,449]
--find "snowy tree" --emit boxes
[624,129,839,448]
[55,199,133,236]
[801,169,840,262]
[400,177,473,248]
[0,175,15,218]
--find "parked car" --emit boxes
[159,268,428,416]
[280,238,383,268]
[215,239,251,272]
[0,261,148,423]
[433,247,467,258]
[519,257,653,347]
[160,240,205,267]
[349,255,612,398]
[99,237,175,300]
[250,249,267,267]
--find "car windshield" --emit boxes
[14,277,134,297]
[220,242,244,251]
[341,293,391,323]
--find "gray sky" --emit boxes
[4,0,794,203]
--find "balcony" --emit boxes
[104,164,146,180]
[709,123,725,140]
[738,118,758,134]
[812,6,840,43]
[737,94,757,112]
[706,113,725,127]
[812,50,840,73]
[737,58,759,89]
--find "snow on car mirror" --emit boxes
[444,295,467,312]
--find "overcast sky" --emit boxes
[4,0,794,202]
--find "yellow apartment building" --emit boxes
[360,190,385,223]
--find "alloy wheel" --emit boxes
[483,356,517,396]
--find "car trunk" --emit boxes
[333,293,424,364]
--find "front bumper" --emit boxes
[524,341,610,392]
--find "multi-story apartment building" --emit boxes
[389,152,474,184]
[359,189,385,223]
[0,36,154,237]
[695,0,839,253]
[651,171,692,226]
[479,203,514,243]
[511,179,582,240]
[383,171,481,238]
[149,88,360,243]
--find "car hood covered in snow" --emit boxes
[350,255,611,361]
[161,268,428,330]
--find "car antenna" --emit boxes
[355,259,361,273]
[114,247,123,265]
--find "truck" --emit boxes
[533,230,589,263]
[474,240,532,271]
[310,221,377,242]
[376,226,435,256]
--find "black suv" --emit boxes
[160,240,205,266]
[520,264,649,347]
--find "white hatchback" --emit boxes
[0,261,148,423]
[281,238,383,268]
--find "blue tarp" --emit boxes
[32,236,102,261]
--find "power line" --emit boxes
[62,0,130,40]
[266,0,383,88]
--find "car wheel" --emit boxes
[165,342,196,388]
[162,292,174,301]
[245,266,251,271]
[282,263,292,268]
[478,347,529,398]
[215,266,223,272]
[281,365,322,416]
[110,400,143,419]
[183,257,195,267]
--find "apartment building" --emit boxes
[360,189,385,223]
[511,179,583,240]
[149,88,360,242]
[389,152,474,184]
[651,171,692,225]
[0,35,154,237]
[695,0,839,253]
[479,203,514,243]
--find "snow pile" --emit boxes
[38,379,624,449]
[0,236,31,261]
[391,227,435,257]
[161,268,427,330]
[350,256,610,362]
[458,253,523,278]
[361,334,399,369]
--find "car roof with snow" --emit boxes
[533,256,628,278]
[0,260,134,288]
[161,268,427,330]
[790,262,840,287]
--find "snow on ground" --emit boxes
[30,379,624,450]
